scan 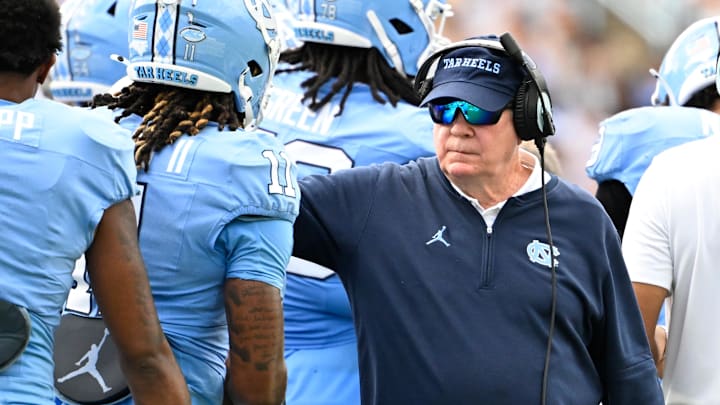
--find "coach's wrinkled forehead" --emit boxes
[420,45,526,111]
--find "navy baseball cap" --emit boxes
[420,37,526,111]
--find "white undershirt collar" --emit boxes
[450,150,549,229]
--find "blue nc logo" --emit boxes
[526,240,560,268]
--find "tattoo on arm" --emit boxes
[226,281,283,372]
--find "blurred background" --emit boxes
[444,0,720,192]
[52,0,720,193]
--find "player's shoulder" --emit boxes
[600,106,716,148]
[601,105,717,134]
[9,100,134,169]
[200,126,286,159]
[38,100,133,152]
[587,106,719,180]
[194,128,300,218]
[345,86,434,141]
[77,107,134,151]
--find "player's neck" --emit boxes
[0,72,39,104]
[0,57,54,104]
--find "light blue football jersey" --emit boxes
[586,106,720,195]
[260,70,435,405]
[0,98,137,403]
[125,117,299,404]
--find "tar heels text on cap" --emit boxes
[442,57,501,74]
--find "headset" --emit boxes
[416,32,558,405]
[414,32,555,144]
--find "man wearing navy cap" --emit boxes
[291,35,663,404]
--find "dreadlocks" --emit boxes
[278,42,421,115]
[93,82,242,170]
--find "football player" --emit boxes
[0,0,188,403]
[46,3,144,405]
[93,0,297,403]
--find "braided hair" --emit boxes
[93,82,241,170]
[278,42,420,115]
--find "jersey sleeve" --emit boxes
[215,217,293,293]
[196,132,300,266]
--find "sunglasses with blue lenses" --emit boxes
[428,100,504,126]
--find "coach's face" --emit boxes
[434,108,520,185]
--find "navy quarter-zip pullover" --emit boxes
[293,156,663,405]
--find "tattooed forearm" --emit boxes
[225,280,283,371]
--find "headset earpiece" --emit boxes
[513,81,533,141]
[513,80,544,142]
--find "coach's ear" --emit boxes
[37,54,57,85]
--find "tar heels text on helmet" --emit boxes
[133,65,199,86]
